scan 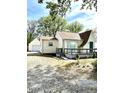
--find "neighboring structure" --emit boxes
[29,38,40,52]
[29,30,97,58]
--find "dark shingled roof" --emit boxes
[79,30,92,47]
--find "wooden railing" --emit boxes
[56,48,97,54]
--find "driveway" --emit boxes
[27,52,42,56]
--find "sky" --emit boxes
[27,0,96,30]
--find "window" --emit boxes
[49,42,53,46]
[67,42,77,54]
[67,42,77,48]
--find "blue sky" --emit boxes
[27,0,96,30]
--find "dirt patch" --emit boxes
[27,56,97,93]
[27,64,97,93]
[27,55,96,69]
[27,56,63,70]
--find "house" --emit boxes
[29,30,97,58]
[56,30,97,58]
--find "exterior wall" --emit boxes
[40,38,43,52]
[55,32,82,49]
[55,32,63,48]
[41,40,58,53]
[29,38,40,51]
[83,31,96,49]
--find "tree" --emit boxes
[27,32,33,51]
[37,15,67,37]
[27,20,38,51]
[45,0,71,17]
[66,21,83,33]
[38,0,97,18]
[27,20,37,33]
[80,0,97,11]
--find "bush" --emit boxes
[92,61,97,72]
[90,61,97,80]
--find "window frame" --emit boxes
[48,42,53,46]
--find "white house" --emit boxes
[29,30,97,56]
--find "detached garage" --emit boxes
[29,38,41,52]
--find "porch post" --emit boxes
[71,49,72,55]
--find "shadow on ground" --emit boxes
[27,63,97,93]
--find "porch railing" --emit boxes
[56,48,97,58]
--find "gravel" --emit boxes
[27,64,97,93]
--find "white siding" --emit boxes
[42,40,58,53]
[55,32,63,48]
[55,32,82,49]
[40,38,43,52]
[29,38,41,51]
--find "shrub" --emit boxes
[92,61,97,72]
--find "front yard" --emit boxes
[27,55,97,93]
[27,55,96,69]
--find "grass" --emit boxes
[57,58,97,80]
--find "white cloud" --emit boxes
[66,0,96,18]
[65,0,96,30]
[68,14,96,30]
[28,0,97,29]
[66,1,82,18]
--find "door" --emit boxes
[32,45,40,52]
[89,42,93,52]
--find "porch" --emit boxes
[56,48,97,59]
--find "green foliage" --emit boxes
[27,20,38,51]
[76,54,80,64]
[46,2,58,18]
[38,0,43,3]
[92,61,97,72]
[66,21,83,33]
[27,32,33,44]
[81,0,97,11]
[46,0,71,17]
[90,61,97,80]
[38,0,97,17]
[37,15,67,37]
[27,32,34,51]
